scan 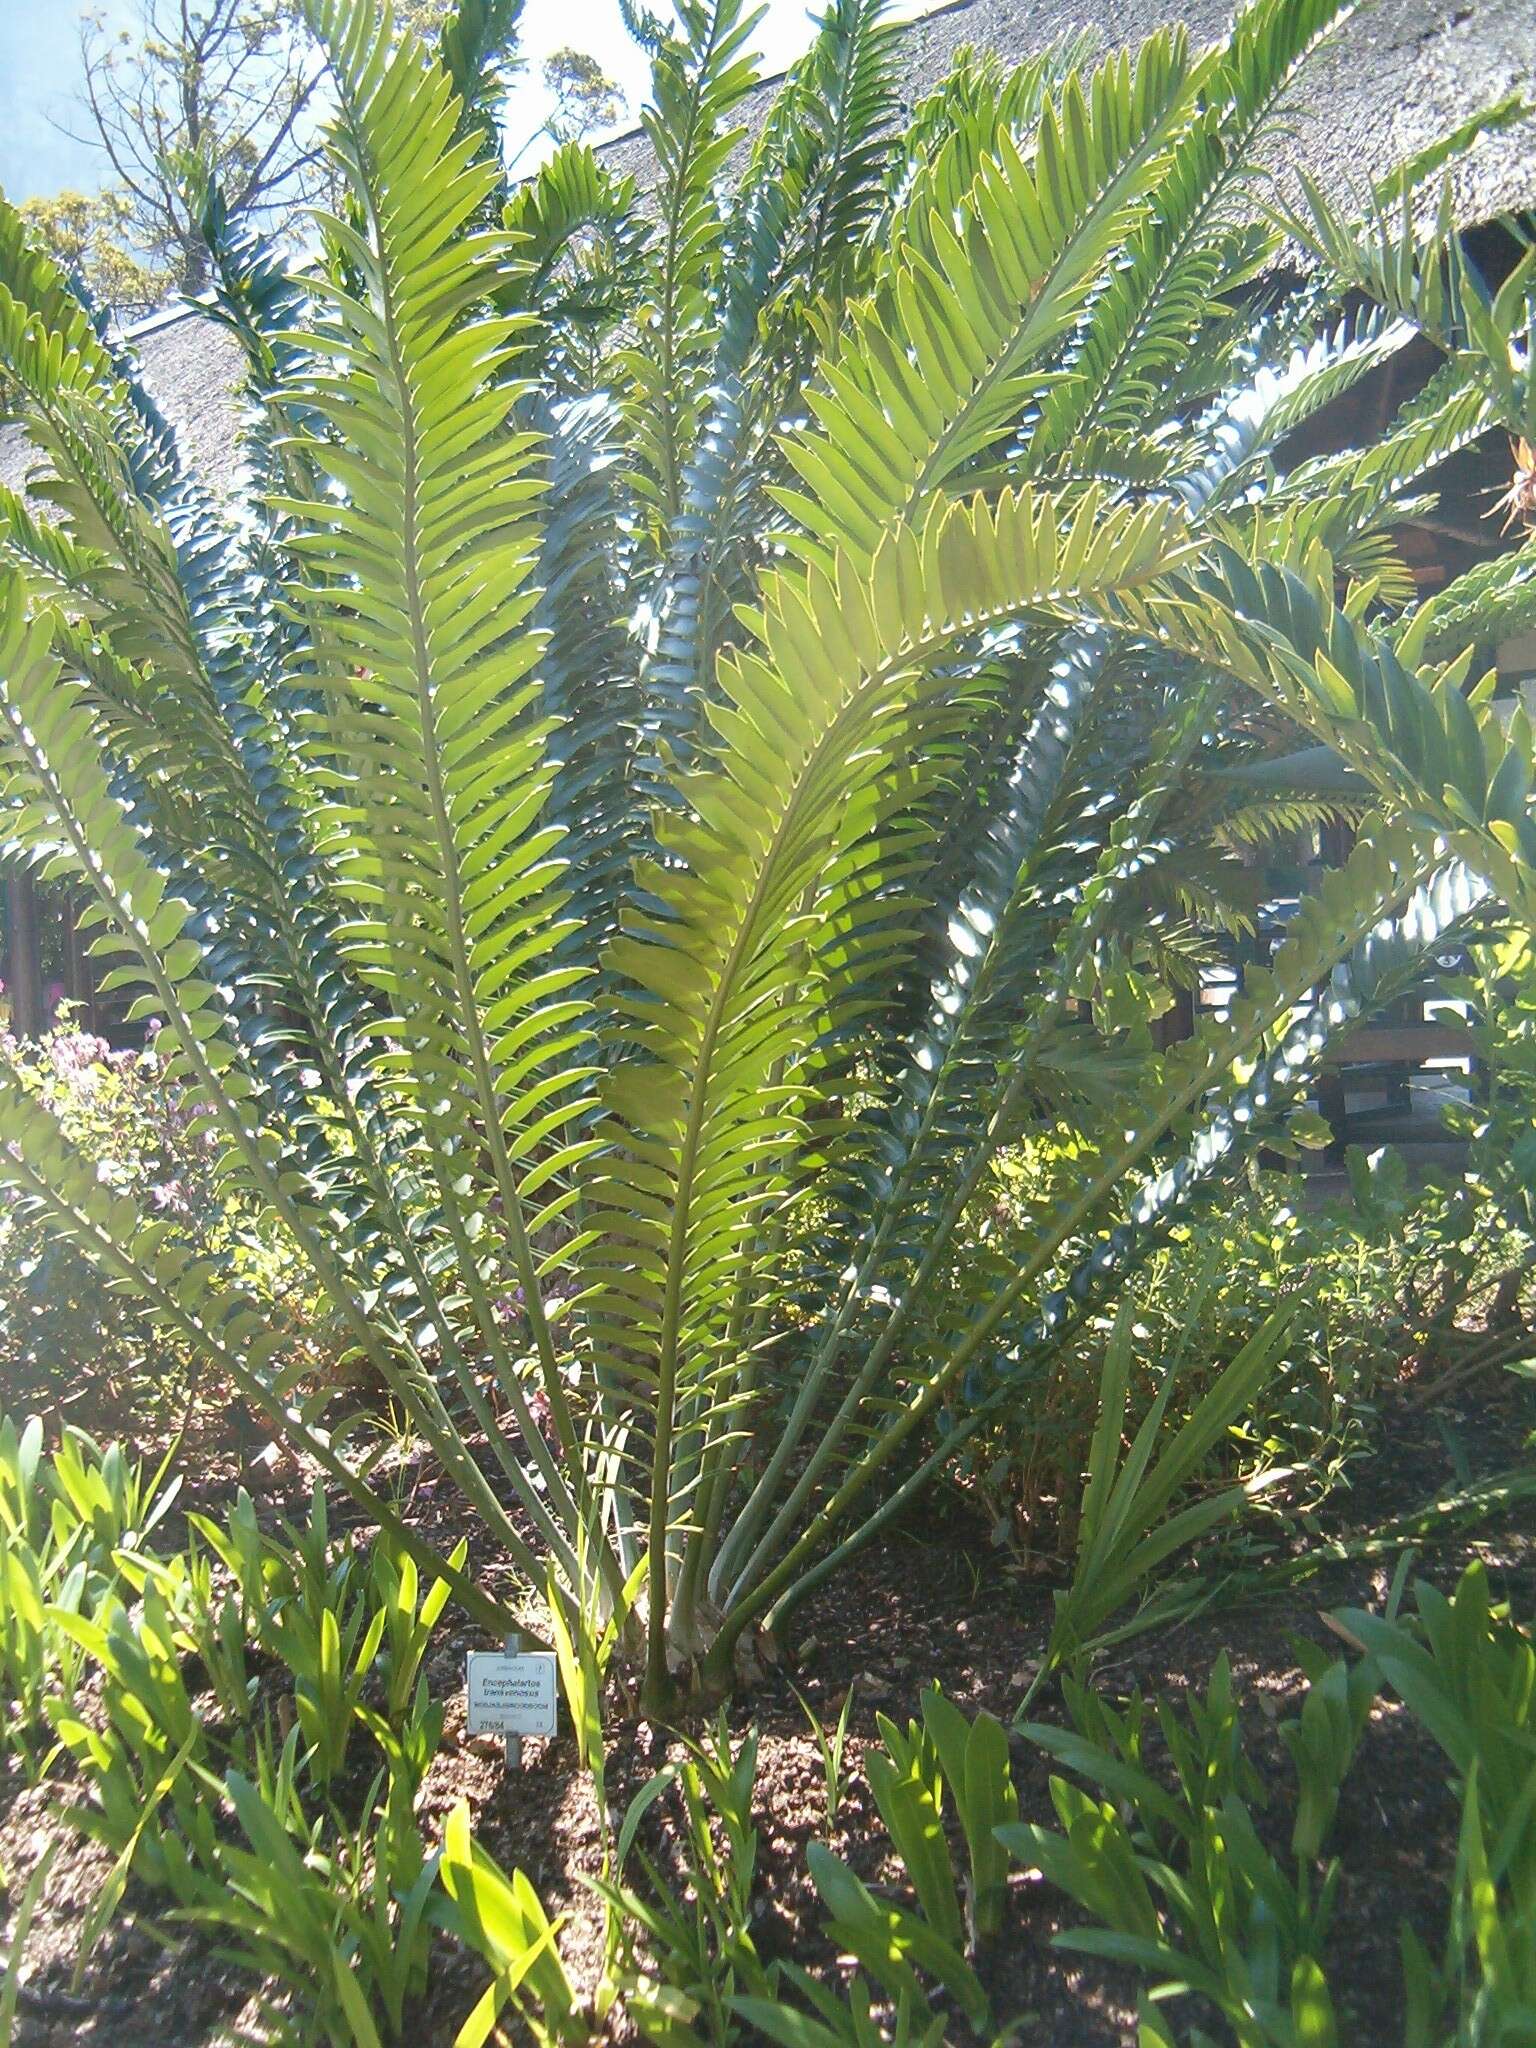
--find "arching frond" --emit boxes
[502,143,649,389]
[284,0,602,1501]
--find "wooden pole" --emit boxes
[4,871,45,1038]
[65,895,97,1030]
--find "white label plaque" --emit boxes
[466,1649,559,1737]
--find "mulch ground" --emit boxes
[4,1371,1534,2047]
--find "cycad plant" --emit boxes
[1,0,1533,1705]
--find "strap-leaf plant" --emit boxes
[0,0,1532,1708]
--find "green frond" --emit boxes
[890,39,1095,239]
[1397,539,1536,664]
[0,1063,518,1635]
[1264,355,1494,523]
[276,2,627,1575]
[0,484,104,600]
[534,393,643,978]
[1194,305,1418,508]
[502,143,649,387]
[437,0,526,163]
[751,823,1471,1624]
[1276,157,1535,445]
[760,0,903,311]
[636,0,904,770]
[847,631,1109,1245]
[777,30,1196,566]
[1105,547,1536,911]
[616,0,764,534]
[0,572,301,1237]
[195,166,315,397]
[293,0,586,1197]
[0,197,304,918]
[1214,793,1366,852]
[971,853,1490,1403]
[584,484,1191,1663]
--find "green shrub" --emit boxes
[439,1801,586,2048]
[445,1693,1012,2048]
[1008,1651,1346,2048]
[992,1563,1536,2046]
[949,1147,1529,1560]
[0,0,1530,1708]
[0,1017,334,1424]
[1340,1564,1536,2044]
[592,1718,771,2046]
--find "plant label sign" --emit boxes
[466,1648,558,1738]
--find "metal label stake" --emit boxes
[465,1632,559,1768]
[503,1633,523,1771]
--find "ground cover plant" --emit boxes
[0,0,1535,2035]
[9,1401,1532,2045]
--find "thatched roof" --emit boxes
[601,0,1536,217]
[3,0,1533,497]
[0,299,249,499]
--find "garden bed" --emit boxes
[6,1372,1532,2048]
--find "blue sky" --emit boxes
[0,0,880,206]
[1,0,139,202]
